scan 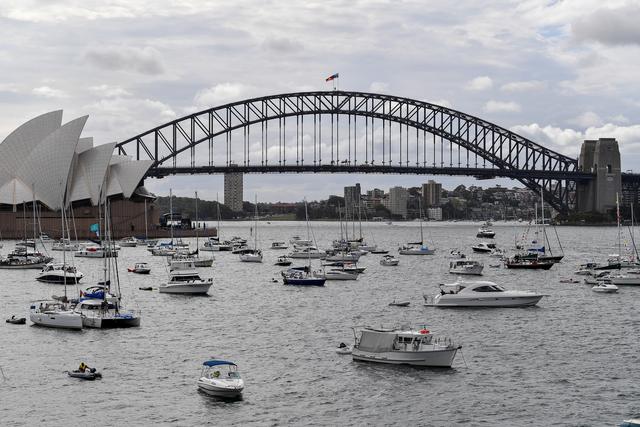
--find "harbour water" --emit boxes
[1,221,639,425]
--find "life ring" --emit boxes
[419,328,429,334]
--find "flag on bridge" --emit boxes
[325,73,339,82]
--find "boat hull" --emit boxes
[399,249,435,255]
[352,347,459,367]
[159,282,212,294]
[36,274,83,284]
[81,315,141,328]
[430,295,543,307]
[505,262,553,270]
[283,277,326,286]
[449,266,483,275]
[29,311,83,330]
[197,380,243,399]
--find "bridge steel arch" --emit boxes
[116,91,586,213]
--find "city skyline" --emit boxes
[2,1,640,202]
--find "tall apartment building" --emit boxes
[423,180,442,207]
[344,183,361,215]
[388,186,408,218]
[224,172,244,212]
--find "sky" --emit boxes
[1,0,640,202]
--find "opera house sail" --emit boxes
[0,111,154,238]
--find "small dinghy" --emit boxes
[559,277,580,284]
[592,283,618,293]
[128,262,151,274]
[370,250,389,254]
[68,366,102,381]
[6,316,26,325]
[336,342,352,355]
[389,300,410,307]
[139,286,153,291]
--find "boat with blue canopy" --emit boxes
[197,360,244,399]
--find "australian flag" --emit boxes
[325,73,339,82]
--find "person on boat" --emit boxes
[213,371,220,378]
[78,362,89,373]
[338,342,347,349]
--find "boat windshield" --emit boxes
[472,285,504,292]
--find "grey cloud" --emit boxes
[262,37,303,53]
[573,5,640,46]
[84,46,165,75]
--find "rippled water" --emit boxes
[1,221,639,426]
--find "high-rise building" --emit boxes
[344,183,361,215]
[224,172,243,212]
[388,186,408,218]
[423,180,442,207]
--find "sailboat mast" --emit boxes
[169,189,174,242]
[419,198,424,244]
[32,184,37,250]
[216,192,221,240]
[195,191,199,251]
[305,199,311,268]
[358,199,362,240]
[617,192,621,259]
[254,195,258,250]
[144,198,148,240]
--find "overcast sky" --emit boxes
[1,0,640,202]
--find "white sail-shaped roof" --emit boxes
[0,111,152,209]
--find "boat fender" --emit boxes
[419,329,429,334]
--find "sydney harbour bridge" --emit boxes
[115,91,640,214]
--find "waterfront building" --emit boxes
[427,207,443,221]
[344,183,361,215]
[423,180,442,207]
[388,186,408,218]
[224,172,244,212]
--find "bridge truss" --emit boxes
[116,91,589,213]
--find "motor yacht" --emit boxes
[275,255,292,266]
[448,249,466,259]
[592,283,618,293]
[201,237,233,251]
[424,281,546,307]
[127,262,151,274]
[159,260,213,294]
[322,261,365,273]
[288,246,326,259]
[239,249,263,263]
[36,263,84,284]
[476,226,495,238]
[314,269,358,281]
[119,236,139,247]
[75,245,118,258]
[29,300,83,330]
[449,260,483,275]
[351,326,461,367]
[271,241,288,250]
[51,239,80,252]
[471,242,495,253]
[197,360,244,399]
[325,250,361,262]
[380,255,399,266]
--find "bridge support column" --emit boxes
[577,138,621,213]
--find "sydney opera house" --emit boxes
[0,111,159,239]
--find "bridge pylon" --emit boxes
[577,138,621,213]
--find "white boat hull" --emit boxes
[380,260,399,266]
[159,282,212,294]
[352,347,459,367]
[429,295,543,307]
[449,266,484,275]
[399,249,435,255]
[29,310,83,330]
[239,254,263,262]
[197,378,244,398]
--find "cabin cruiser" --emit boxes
[288,246,326,259]
[127,262,151,274]
[271,241,288,250]
[290,236,313,247]
[325,249,361,262]
[476,226,495,238]
[30,299,83,330]
[75,245,118,258]
[159,260,213,294]
[74,286,140,328]
[52,239,80,252]
[351,326,461,367]
[36,263,84,284]
[471,242,495,253]
[448,249,466,259]
[119,236,139,247]
[398,243,435,255]
[322,261,365,273]
[197,360,244,399]
[449,260,483,276]
[424,281,546,307]
[201,237,233,252]
[275,255,292,266]
[380,255,399,266]
[239,249,263,263]
[314,269,358,280]
[592,283,618,293]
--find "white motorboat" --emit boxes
[51,239,80,252]
[398,244,435,255]
[471,242,495,253]
[29,300,83,330]
[36,263,84,284]
[271,241,288,250]
[448,249,466,259]
[197,360,244,399]
[119,236,139,247]
[325,250,361,262]
[288,246,326,259]
[275,255,292,266]
[314,269,358,281]
[201,237,233,252]
[128,262,151,274]
[476,226,495,238]
[290,235,313,246]
[424,281,546,307]
[592,283,618,293]
[449,260,483,276]
[159,260,213,294]
[380,255,399,266]
[239,249,263,263]
[351,326,461,367]
[75,245,117,258]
